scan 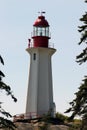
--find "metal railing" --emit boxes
[13,111,48,122]
[13,112,39,122]
[13,109,56,122]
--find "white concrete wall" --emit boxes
[26,47,56,117]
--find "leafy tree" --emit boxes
[0,55,17,129]
[65,0,87,129]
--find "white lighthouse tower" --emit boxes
[26,13,56,118]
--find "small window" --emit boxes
[33,53,36,60]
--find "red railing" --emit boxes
[13,112,41,122]
[13,110,51,122]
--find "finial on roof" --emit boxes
[38,11,46,16]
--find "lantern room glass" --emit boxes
[33,27,49,37]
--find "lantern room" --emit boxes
[32,14,50,48]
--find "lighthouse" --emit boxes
[26,13,56,118]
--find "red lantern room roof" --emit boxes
[33,15,49,27]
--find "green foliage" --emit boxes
[0,117,16,129]
[0,56,17,102]
[0,55,17,129]
[56,112,68,122]
[65,76,87,120]
[37,112,67,125]
[76,1,87,65]
[76,8,87,64]
[65,0,87,116]
[65,1,87,129]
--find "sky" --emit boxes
[0,0,87,117]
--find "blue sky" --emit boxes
[0,0,87,117]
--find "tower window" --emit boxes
[33,53,36,60]
[33,26,49,37]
